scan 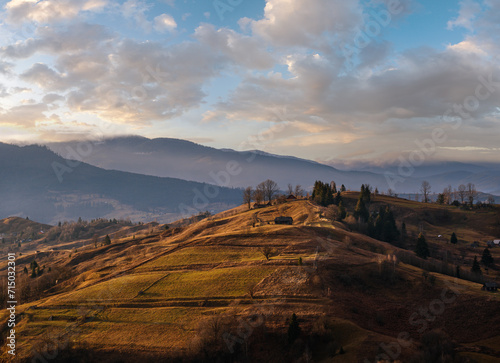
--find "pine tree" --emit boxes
[471,256,481,274]
[400,222,408,246]
[450,232,458,244]
[481,248,494,267]
[415,233,430,259]
[354,196,369,222]
[338,201,347,220]
[287,313,301,344]
[104,235,111,245]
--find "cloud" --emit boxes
[122,0,153,33]
[250,0,364,48]
[4,0,108,24]
[154,13,177,32]
[447,0,481,31]
[0,102,50,127]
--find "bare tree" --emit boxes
[466,183,477,205]
[287,183,294,195]
[262,179,279,203]
[256,182,266,202]
[487,195,495,205]
[294,184,304,197]
[443,185,452,204]
[243,187,253,209]
[260,246,276,260]
[420,181,431,203]
[458,184,466,204]
[254,188,264,205]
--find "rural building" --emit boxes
[275,216,293,225]
[481,282,498,292]
[286,194,297,201]
[488,240,500,248]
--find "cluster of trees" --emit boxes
[45,218,133,243]
[418,181,495,206]
[311,181,344,207]
[243,180,305,209]
[367,207,400,244]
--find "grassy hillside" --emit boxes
[0,197,499,362]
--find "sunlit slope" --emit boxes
[1,199,499,362]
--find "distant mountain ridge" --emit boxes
[0,142,241,224]
[47,136,500,195]
[47,136,389,191]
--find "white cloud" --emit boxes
[4,0,108,24]
[154,13,177,33]
[447,0,481,31]
[122,0,153,33]
[250,0,364,47]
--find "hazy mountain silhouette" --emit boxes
[48,136,500,195]
[0,142,241,224]
[47,136,390,191]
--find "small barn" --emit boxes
[275,216,293,225]
[481,282,498,292]
[286,194,297,201]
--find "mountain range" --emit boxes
[48,136,500,195]
[1,136,498,224]
[0,142,241,224]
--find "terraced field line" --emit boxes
[133,273,170,299]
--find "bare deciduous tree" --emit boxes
[443,185,452,204]
[243,187,253,209]
[420,181,431,203]
[294,184,304,197]
[458,184,466,204]
[287,183,294,195]
[262,179,279,203]
[466,182,477,205]
[253,188,264,205]
[260,246,276,260]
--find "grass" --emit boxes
[138,246,262,269]
[50,272,166,303]
[139,266,278,299]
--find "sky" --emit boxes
[0,0,499,166]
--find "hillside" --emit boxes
[1,197,499,362]
[0,217,52,236]
[0,142,242,224]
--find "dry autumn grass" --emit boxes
[0,198,499,362]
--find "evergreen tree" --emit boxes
[471,256,481,274]
[450,232,458,244]
[400,222,408,246]
[340,184,346,192]
[481,248,494,267]
[354,195,369,222]
[415,233,430,259]
[104,235,111,245]
[312,181,334,206]
[287,313,301,344]
[338,201,347,220]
